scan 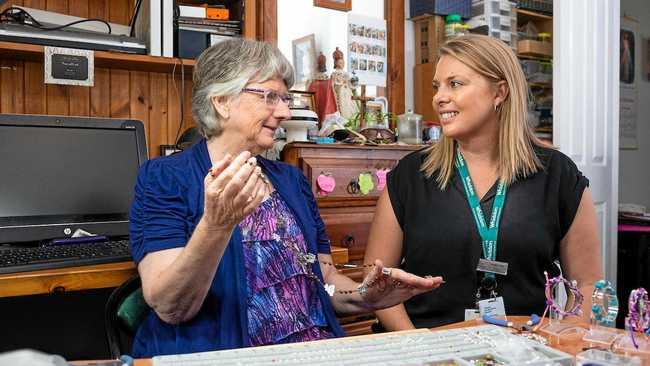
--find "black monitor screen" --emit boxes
[0,114,147,244]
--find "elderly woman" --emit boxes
[365,35,602,330]
[128,38,443,357]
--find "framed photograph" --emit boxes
[289,90,316,111]
[292,34,317,90]
[314,0,351,12]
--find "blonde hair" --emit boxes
[421,34,544,189]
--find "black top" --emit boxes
[387,146,589,328]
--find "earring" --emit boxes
[494,104,500,113]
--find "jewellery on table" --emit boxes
[628,288,650,349]
[467,354,505,366]
[534,271,584,331]
[518,332,549,345]
[591,279,619,327]
[482,313,540,330]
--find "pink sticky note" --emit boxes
[376,169,389,191]
[317,174,336,195]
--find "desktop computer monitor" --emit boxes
[0,114,148,244]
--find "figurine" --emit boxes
[313,52,329,81]
[330,47,358,120]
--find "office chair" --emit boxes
[176,127,201,150]
[104,275,149,359]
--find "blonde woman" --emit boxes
[364,35,601,330]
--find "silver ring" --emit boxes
[382,267,392,276]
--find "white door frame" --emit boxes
[554,0,620,284]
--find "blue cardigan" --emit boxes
[128,139,345,357]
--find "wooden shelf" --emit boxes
[0,41,195,74]
[515,8,553,21]
[529,82,552,89]
[517,53,552,62]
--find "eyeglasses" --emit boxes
[242,88,293,107]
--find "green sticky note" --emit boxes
[359,173,374,195]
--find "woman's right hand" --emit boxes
[201,151,268,231]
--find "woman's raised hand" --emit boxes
[359,259,444,311]
[202,151,268,231]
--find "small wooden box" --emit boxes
[413,15,446,64]
[517,39,553,58]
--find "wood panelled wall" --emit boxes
[0,0,195,158]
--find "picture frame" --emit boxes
[314,0,351,12]
[289,90,317,111]
[292,34,317,90]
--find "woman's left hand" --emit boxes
[358,259,444,311]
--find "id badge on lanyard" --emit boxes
[455,149,509,318]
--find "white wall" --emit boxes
[278,0,421,111]
[277,0,382,97]
[619,0,650,209]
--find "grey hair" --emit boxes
[191,38,295,139]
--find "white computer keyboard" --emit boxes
[152,325,573,365]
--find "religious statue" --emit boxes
[308,51,337,122]
[330,47,358,120]
[313,52,329,81]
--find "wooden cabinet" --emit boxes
[414,62,437,124]
[282,142,424,335]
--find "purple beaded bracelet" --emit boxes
[628,288,650,349]
[543,271,584,317]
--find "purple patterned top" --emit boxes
[240,191,334,346]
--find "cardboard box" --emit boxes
[517,39,552,58]
[414,15,445,64]
[206,7,229,20]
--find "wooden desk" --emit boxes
[0,247,348,298]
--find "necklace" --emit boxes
[256,172,381,296]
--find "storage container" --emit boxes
[410,0,472,19]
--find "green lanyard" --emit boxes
[455,149,507,278]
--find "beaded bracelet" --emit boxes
[591,279,619,327]
[544,271,584,317]
[534,271,583,331]
[628,288,650,349]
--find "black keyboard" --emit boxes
[0,239,132,274]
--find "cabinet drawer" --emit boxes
[301,157,397,200]
[321,206,375,262]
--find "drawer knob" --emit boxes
[346,180,360,195]
[342,234,356,248]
